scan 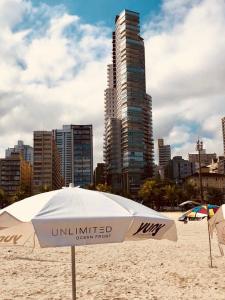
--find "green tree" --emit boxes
[0,188,6,208]
[163,184,178,208]
[138,179,163,209]
[204,187,223,205]
[40,184,51,193]
[0,188,13,208]
[96,183,112,193]
[12,184,31,202]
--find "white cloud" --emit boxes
[144,0,225,161]
[0,0,225,169]
[0,0,111,166]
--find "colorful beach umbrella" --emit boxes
[0,186,177,300]
[179,204,219,222]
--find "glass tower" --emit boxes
[104,10,154,197]
[54,125,93,187]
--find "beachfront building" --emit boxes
[6,140,33,165]
[93,163,106,187]
[53,125,93,187]
[32,131,62,194]
[165,156,195,183]
[222,117,225,155]
[186,173,225,192]
[158,139,171,179]
[104,9,154,197]
[158,139,171,167]
[0,152,32,198]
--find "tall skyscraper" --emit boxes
[104,10,154,196]
[6,140,33,165]
[32,131,62,194]
[222,117,225,155]
[158,139,171,168]
[53,125,93,187]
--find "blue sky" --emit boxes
[33,0,162,26]
[0,0,225,164]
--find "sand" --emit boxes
[0,212,225,300]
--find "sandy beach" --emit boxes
[0,212,225,300]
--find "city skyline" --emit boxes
[0,0,225,166]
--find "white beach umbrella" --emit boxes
[209,204,225,255]
[0,186,177,299]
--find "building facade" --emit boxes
[158,139,171,179]
[165,156,195,182]
[186,173,225,192]
[93,163,106,187]
[0,152,32,197]
[222,117,225,155]
[53,125,93,187]
[104,10,154,197]
[6,140,33,165]
[32,131,62,194]
[158,139,171,167]
[208,156,225,174]
[188,149,216,168]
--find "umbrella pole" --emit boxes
[207,220,213,268]
[71,246,76,300]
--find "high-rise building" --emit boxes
[32,131,62,194]
[104,10,154,197]
[53,125,93,187]
[93,163,106,187]
[0,152,32,198]
[6,140,33,165]
[158,139,171,168]
[222,117,225,155]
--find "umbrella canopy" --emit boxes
[209,204,225,245]
[179,200,201,207]
[0,187,177,299]
[179,204,219,222]
[0,187,177,247]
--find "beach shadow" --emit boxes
[9,256,69,263]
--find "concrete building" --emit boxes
[104,10,154,197]
[165,156,195,182]
[188,149,216,168]
[186,173,225,192]
[222,117,225,155]
[6,140,33,165]
[104,64,122,192]
[208,156,225,174]
[158,139,171,167]
[0,152,32,197]
[93,163,106,187]
[158,139,171,179]
[32,131,62,194]
[53,125,93,187]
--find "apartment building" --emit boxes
[32,131,62,194]
[53,125,93,187]
[104,10,154,197]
